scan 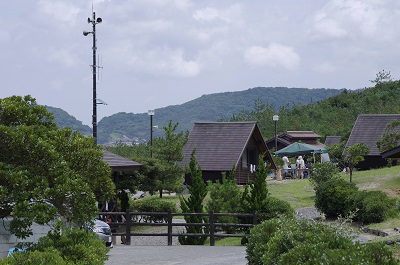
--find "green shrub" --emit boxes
[315,177,358,218]
[309,162,340,188]
[206,171,243,233]
[0,227,109,265]
[246,216,398,265]
[352,190,396,224]
[0,249,67,265]
[131,198,176,222]
[32,227,109,265]
[258,197,294,221]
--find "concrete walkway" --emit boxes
[105,245,247,265]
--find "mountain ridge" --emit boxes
[48,86,342,144]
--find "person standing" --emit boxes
[282,155,290,178]
[296,156,305,179]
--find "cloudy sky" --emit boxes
[1,0,399,125]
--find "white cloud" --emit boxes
[244,43,300,70]
[313,62,337,73]
[193,7,219,22]
[193,3,243,25]
[47,48,77,68]
[37,0,81,24]
[0,30,10,42]
[312,0,386,39]
[313,13,347,39]
[108,41,200,78]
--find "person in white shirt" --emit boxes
[282,155,290,178]
[296,156,305,179]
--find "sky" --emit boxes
[1,0,399,126]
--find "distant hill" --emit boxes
[46,106,92,136]
[96,87,341,144]
[47,87,341,145]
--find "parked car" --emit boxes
[91,219,113,248]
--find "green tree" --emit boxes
[152,120,188,197]
[370,69,393,84]
[344,143,370,182]
[179,148,208,245]
[241,154,270,215]
[326,142,346,169]
[376,120,400,153]
[0,95,115,239]
[206,167,242,233]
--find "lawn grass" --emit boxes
[267,178,315,210]
[204,237,243,246]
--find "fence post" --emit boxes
[167,210,173,246]
[125,210,131,245]
[209,210,215,246]
[253,210,258,225]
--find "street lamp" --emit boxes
[83,12,102,144]
[148,110,155,157]
[273,115,279,151]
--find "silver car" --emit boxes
[92,219,113,248]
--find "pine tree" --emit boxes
[179,148,208,245]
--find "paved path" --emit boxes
[105,245,247,265]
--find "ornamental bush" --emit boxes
[131,198,176,223]
[315,177,358,218]
[246,216,398,265]
[309,162,340,188]
[352,190,397,224]
[0,226,109,265]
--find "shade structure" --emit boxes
[274,142,328,157]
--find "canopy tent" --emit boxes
[274,142,328,157]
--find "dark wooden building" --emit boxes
[180,122,276,185]
[345,114,400,169]
[266,131,324,151]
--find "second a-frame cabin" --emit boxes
[180,121,276,185]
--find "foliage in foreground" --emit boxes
[246,216,398,265]
[0,95,115,239]
[0,227,108,265]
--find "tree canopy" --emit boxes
[0,95,115,238]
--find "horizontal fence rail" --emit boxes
[99,211,259,246]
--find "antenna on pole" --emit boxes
[97,54,103,81]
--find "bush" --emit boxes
[0,250,67,265]
[315,177,358,218]
[352,190,397,224]
[246,216,398,265]
[131,198,176,222]
[258,197,294,221]
[32,227,109,265]
[309,162,340,188]
[206,171,243,233]
[0,227,109,265]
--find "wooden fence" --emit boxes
[100,211,259,246]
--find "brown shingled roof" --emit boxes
[102,150,142,172]
[180,122,272,171]
[345,114,400,156]
[324,136,342,146]
[284,131,321,139]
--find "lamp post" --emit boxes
[148,110,155,157]
[273,115,279,151]
[83,12,102,144]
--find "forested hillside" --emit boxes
[96,87,340,144]
[232,80,400,143]
[46,106,92,136]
